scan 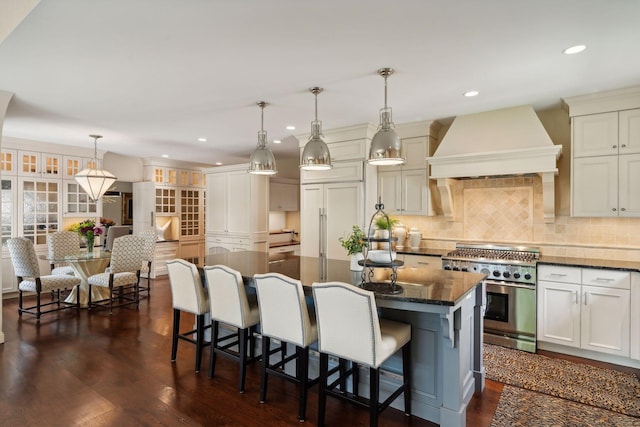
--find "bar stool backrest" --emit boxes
[204,264,252,329]
[166,259,209,315]
[312,281,382,367]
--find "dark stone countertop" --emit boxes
[538,256,640,273]
[268,241,300,248]
[396,247,449,257]
[203,251,485,307]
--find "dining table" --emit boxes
[40,248,112,308]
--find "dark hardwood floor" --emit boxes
[1,277,633,426]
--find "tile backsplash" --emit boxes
[397,176,640,261]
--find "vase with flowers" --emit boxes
[72,219,104,254]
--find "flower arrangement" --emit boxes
[338,225,367,256]
[69,219,103,252]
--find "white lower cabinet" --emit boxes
[537,265,631,358]
[152,241,178,278]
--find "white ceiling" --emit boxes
[1,0,639,167]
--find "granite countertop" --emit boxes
[396,247,449,257]
[156,239,179,243]
[269,240,300,248]
[538,256,640,272]
[203,251,485,306]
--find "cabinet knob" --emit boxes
[612,145,617,149]
[621,207,626,211]
[612,208,617,211]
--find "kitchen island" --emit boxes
[204,251,486,427]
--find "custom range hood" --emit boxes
[428,105,562,222]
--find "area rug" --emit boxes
[491,385,640,427]
[483,344,640,418]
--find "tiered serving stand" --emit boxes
[359,199,404,294]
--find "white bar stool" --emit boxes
[312,281,412,427]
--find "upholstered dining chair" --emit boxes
[47,231,81,275]
[138,230,157,296]
[87,234,145,313]
[253,272,319,422]
[312,281,412,427]
[104,225,130,251]
[166,259,211,373]
[203,264,260,393]
[7,237,82,320]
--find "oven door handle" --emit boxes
[484,279,535,290]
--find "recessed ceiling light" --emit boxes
[286,125,296,130]
[198,137,207,142]
[273,139,282,144]
[463,90,479,97]
[161,154,169,158]
[215,162,222,166]
[563,45,586,55]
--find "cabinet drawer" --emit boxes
[582,269,630,289]
[537,265,581,284]
[328,139,366,162]
[301,161,363,184]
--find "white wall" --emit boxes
[104,152,144,182]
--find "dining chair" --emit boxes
[166,259,211,373]
[104,225,130,251]
[138,230,157,296]
[203,264,260,393]
[87,234,145,313]
[253,272,318,422]
[312,281,412,427]
[7,237,82,320]
[47,231,81,275]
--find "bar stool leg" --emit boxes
[352,362,359,396]
[260,336,271,403]
[298,346,309,421]
[369,367,380,427]
[402,341,412,415]
[171,309,181,362]
[195,314,205,373]
[209,321,219,378]
[238,327,248,393]
[318,352,329,427]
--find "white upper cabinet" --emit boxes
[18,150,62,177]
[566,86,640,217]
[269,182,299,211]
[1,149,17,176]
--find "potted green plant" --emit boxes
[339,225,367,271]
[374,215,398,248]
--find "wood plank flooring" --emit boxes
[0,277,632,426]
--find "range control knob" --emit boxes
[503,271,510,278]
[493,270,501,277]
[524,273,532,280]
[513,272,521,279]
[444,265,452,270]
[453,266,460,271]
[461,267,469,272]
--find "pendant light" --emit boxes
[368,68,405,165]
[248,101,277,175]
[300,87,332,170]
[74,134,117,201]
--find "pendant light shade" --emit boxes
[368,68,405,166]
[248,101,277,175]
[74,134,117,201]
[300,87,332,171]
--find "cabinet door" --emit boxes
[537,281,581,347]
[64,180,100,217]
[401,137,428,169]
[2,254,17,293]
[226,171,250,234]
[206,173,228,234]
[300,184,323,257]
[1,149,17,176]
[618,153,640,217]
[377,170,402,214]
[18,178,61,246]
[572,156,618,217]
[619,108,640,155]
[324,182,363,260]
[402,168,428,215]
[573,112,619,157]
[581,285,630,357]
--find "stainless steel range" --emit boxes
[442,243,539,353]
